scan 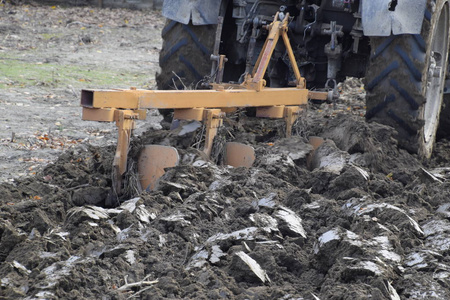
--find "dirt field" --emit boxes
[2,3,450,300]
[0,3,164,182]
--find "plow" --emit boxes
[81,13,329,195]
[6,3,450,299]
[82,0,450,197]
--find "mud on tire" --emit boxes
[365,0,450,158]
[156,20,216,90]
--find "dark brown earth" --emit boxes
[2,3,450,300]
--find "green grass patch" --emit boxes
[0,55,152,89]
[40,33,64,40]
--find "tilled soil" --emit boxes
[2,4,450,300]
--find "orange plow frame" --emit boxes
[81,12,330,193]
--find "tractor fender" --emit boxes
[362,0,427,36]
[162,0,222,25]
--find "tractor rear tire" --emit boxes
[156,20,216,90]
[365,0,450,159]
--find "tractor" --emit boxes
[157,0,450,159]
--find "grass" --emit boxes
[40,33,64,40]
[0,54,152,89]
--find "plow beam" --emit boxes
[81,87,309,109]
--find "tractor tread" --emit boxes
[157,20,215,90]
[365,4,432,154]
